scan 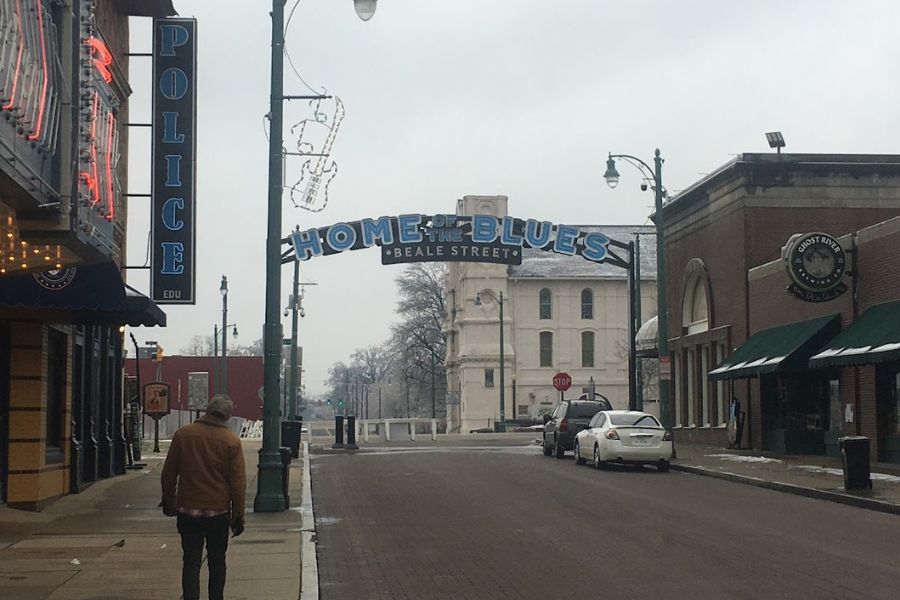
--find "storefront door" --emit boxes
[876,364,900,463]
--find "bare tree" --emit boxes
[180,335,215,356]
[229,338,264,356]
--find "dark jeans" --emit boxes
[177,513,230,600]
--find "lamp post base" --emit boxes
[253,449,286,513]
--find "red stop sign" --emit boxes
[553,372,572,392]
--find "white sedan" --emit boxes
[574,411,673,472]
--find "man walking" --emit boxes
[161,394,246,600]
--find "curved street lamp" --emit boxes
[258,0,375,512]
[353,0,377,21]
[604,149,671,429]
[475,289,506,432]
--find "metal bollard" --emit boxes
[346,416,359,449]
[332,415,345,449]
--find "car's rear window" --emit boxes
[608,414,662,427]
[568,403,606,419]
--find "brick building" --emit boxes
[659,153,900,461]
[125,355,265,424]
[0,1,174,510]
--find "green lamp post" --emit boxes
[255,0,377,512]
[604,149,671,428]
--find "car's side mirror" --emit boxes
[542,414,551,425]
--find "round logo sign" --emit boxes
[33,268,77,290]
[784,233,847,302]
[552,372,572,392]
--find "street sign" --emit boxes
[187,372,209,410]
[659,356,671,380]
[553,372,572,392]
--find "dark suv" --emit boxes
[542,399,612,458]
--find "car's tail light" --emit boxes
[606,429,620,440]
[662,431,673,441]
[559,418,569,432]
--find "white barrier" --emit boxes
[358,418,438,442]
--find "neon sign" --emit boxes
[79,35,120,221]
[0,0,61,153]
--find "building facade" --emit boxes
[659,153,900,457]
[0,1,173,510]
[444,196,657,433]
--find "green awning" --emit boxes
[809,301,900,368]
[709,315,840,380]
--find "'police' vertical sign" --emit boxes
[151,18,197,304]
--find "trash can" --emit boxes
[279,446,292,509]
[281,420,303,458]
[838,436,872,490]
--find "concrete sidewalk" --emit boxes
[0,440,305,600]
[671,443,900,515]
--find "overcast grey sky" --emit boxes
[124,0,900,395]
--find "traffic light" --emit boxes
[151,345,164,362]
[326,399,332,406]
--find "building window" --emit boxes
[686,349,696,426]
[701,345,710,426]
[46,328,67,458]
[674,352,682,426]
[540,332,553,367]
[518,404,529,417]
[682,265,710,336]
[581,289,593,319]
[581,331,595,367]
[484,368,494,388]
[539,288,552,319]
[716,343,726,425]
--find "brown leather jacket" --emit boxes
[161,415,246,521]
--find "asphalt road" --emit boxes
[311,438,900,600]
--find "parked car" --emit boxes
[542,398,612,458]
[573,410,673,471]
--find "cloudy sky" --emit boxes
[124,0,900,395]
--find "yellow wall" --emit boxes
[6,322,73,509]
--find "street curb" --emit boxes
[671,464,900,516]
[300,441,319,600]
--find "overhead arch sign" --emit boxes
[284,214,624,267]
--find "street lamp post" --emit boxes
[475,290,505,432]
[213,322,239,395]
[256,0,376,512]
[604,149,670,428]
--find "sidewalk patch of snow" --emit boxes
[706,454,782,464]
[791,465,900,483]
[69,558,81,565]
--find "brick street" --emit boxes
[311,436,900,600]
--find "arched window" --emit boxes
[682,271,709,335]
[539,288,552,319]
[581,331,595,367]
[581,289,594,319]
[539,332,553,367]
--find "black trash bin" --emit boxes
[838,436,872,491]
[281,420,303,458]
[279,447,292,509]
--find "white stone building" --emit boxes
[444,196,657,433]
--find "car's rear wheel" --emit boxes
[542,436,552,456]
[593,445,604,470]
[554,437,565,459]
[657,460,670,473]
[574,441,586,465]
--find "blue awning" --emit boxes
[0,263,166,327]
